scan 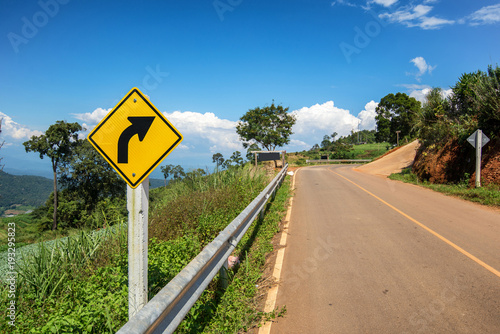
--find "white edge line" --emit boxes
[258,169,297,334]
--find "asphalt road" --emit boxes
[271,165,500,334]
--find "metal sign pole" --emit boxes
[127,176,149,318]
[475,130,482,188]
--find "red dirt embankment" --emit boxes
[355,138,500,186]
[412,138,500,186]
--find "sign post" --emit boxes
[127,177,149,316]
[87,88,183,318]
[467,129,490,188]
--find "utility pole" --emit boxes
[395,130,401,146]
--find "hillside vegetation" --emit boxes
[377,64,500,186]
[1,164,291,333]
[0,171,52,215]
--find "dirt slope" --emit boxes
[355,140,420,176]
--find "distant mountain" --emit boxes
[149,178,166,189]
[0,170,166,212]
[0,171,53,209]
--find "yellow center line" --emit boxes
[329,168,500,279]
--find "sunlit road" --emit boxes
[271,165,500,333]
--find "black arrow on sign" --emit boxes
[118,116,155,163]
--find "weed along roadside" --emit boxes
[0,164,292,333]
[118,165,291,333]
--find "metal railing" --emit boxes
[116,164,288,334]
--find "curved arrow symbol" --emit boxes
[118,116,155,163]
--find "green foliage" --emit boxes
[31,189,127,231]
[350,142,390,159]
[470,65,500,135]
[389,169,500,207]
[245,143,260,161]
[236,102,296,151]
[212,153,224,170]
[2,157,287,333]
[23,121,83,230]
[375,92,421,144]
[59,140,126,212]
[0,171,52,213]
[177,176,292,333]
[148,236,202,297]
[413,64,500,151]
[160,164,185,186]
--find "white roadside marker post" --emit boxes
[475,130,482,188]
[467,129,490,188]
[127,177,149,318]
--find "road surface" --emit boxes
[270,165,500,333]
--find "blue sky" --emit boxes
[1,0,499,178]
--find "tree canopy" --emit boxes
[236,102,296,152]
[375,93,421,144]
[23,121,82,230]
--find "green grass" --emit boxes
[351,142,391,160]
[1,165,289,333]
[0,213,85,251]
[389,168,500,207]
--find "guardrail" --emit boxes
[306,159,372,163]
[117,164,289,334]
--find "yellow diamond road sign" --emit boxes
[87,87,183,188]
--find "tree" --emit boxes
[161,164,185,183]
[171,165,185,181]
[310,143,320,151]
[413,87,450,143]
[23,121,82,230]
[229,151,244,167]
[375,93,421,145]
[245,143,260,161]
[160,164,173,187]
[236,102,296,152]
[470,65,500,134]
[212,153,224,171]
[59,139,125,209]
[185,168,206,181]
[449,70,483,118]
[321,135,332,150]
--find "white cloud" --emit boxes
[358,100,378,130]
[0,112,43,140]
[164,111,241,153]
[409,86,433,103]
[74,101,378,158]
[379,4,454,29]
[468,4,500,26]
[292,101,358,136]
[331,0,357,7]
[72,108,111,126]
[285,101,364,151]
[371,0,399,7]
[289,139,310,149]
[399,84,452,104]
[409,56,436,81]
[72,107,244,159]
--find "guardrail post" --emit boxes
[219,260,229,289]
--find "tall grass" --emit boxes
[17,225,127,300]
[1,164,282,333]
